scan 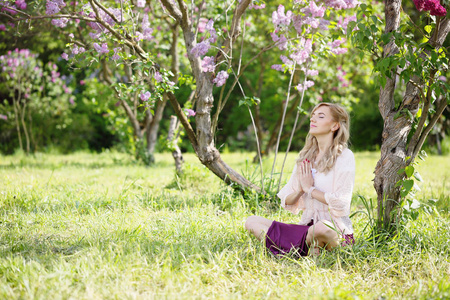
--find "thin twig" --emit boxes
[269,61,297,192]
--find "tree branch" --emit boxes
[410,98,448,162]
[167,92,199,152]
[159,0,183,22]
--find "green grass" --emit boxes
[0,151,449,299]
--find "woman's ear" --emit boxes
[332,123,340,132]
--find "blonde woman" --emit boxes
[245,102,355,256]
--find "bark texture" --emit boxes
[168,115,184,174]
[375,3,449,230]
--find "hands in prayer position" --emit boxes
[296,159,314,194]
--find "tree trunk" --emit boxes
[374,2,449,231]
[162,0,261,191]
[12,95,23,151]
[146,97,167,163]
[168,115,184,174]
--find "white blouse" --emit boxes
[277,148,355,234]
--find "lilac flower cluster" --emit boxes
[328,39,348,55]
[248,3,265,10]
[201,56,215,73]
[325,0,359,10]
[270,0,355,94]
[413,0,447,16]
[140,91,151,101]
[138,15,154,41]
[185,109,196,117]
[154,72,163,82]
[15,0,26,9]
[51,18,68,28]
[0,114,7,121]
[0,0,25,15]
[136,0,146,8]
[72,44,86,55]
[272,5,293,27]
[93,43,109,54]
[297,80,315,92]
[191,19,217,58]
[139,91,152,101]
[212,71,229,87]
[112,47,121,60]
[191,40,210,58]
[46,0,66,15]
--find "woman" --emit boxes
[245,102,355,257]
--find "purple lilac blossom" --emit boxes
[306,69,319,76]
[111,48,120,60]
[15,0,26,9]
[51,18,68,28]
[309,1,325,17]
[154,72,163,82]
[137,0,145,7]
[297,80,315,92]
[198,18,208,33]
[271,64,283,71]
[290,39,312,65]
[141,15,154,41]
[0,114,7,120]
[135,31,143,41]
[201,56,215,73]
[249,3,265,9]
[185,109,196,117]
[324,0,347,9]
[93,43,109,54]
[191,40,210,57]
[46,0,66,15]
[280,55,293,66]
[0,24,5,31]
[272,5,292,27]
[213,71,229,87]
[205,19,218,43]
[61,53,69,60]
[140,91,151,101]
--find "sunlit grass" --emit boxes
[0,150,448,299]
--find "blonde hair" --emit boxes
[296,102,350,173]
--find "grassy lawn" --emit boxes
[0,151,449,299]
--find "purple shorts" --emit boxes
[265,220,354,257]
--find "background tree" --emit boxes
[0,49,74,154]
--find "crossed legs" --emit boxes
[245,216,340,254]
[244,215,273,241]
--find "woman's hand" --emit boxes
[298,159,314,192]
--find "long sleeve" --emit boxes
[277,164,305,215]
[323,150,355,218]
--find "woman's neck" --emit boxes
[314,134,333,162]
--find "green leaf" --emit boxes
[403,179,414,193]
[424,25,432,34]
[397,168,405,175]
[405,165,415,178]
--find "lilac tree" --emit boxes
[0,49,74,153]
[1,0,357,190]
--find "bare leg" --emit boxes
[244,216,273,241]
[306,220,340,254]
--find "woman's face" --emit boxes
[309,105,339,137]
